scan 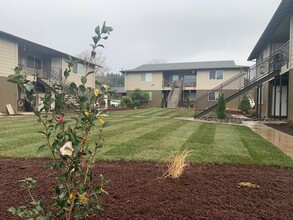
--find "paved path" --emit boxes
[176,117,293,159]
[242,121,293,159]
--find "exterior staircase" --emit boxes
[167,79,183,108]
[20,64,79,108]
[194,41,289,118]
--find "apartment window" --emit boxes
[208,91,219,101]
[26,55,42,69]
[73,63,78,73]
[209,70,224,80]
[141,73,152,82]
[73,63,84,74]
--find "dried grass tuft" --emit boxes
[163,150,192,179]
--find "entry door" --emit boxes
[271,86,287,117]
[51,58,62,81]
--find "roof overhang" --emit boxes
[0,30,98,67]
[248,0,293,60]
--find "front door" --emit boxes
[271,85,287,117]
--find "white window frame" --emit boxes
[73,63,84,75]
[77,63,84,75]
[208,91,219,101]
[140,73,152,82]
[209,70,224,80]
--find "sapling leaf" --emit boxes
[95,25,101,36]
[91,51,96,59]
[7,207,16,214]
[86,71,95,77]
[80,76,87,85]
[92,36,99,45]
[37,144,47,153]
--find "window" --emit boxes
[73,63,78,73]
[141,73,152,82]
[77,63,84,74]
[26,55,42,69]
[209,70,224,80]
[73,63,84,74]
[208,91,219,101]
[184,75,196,86]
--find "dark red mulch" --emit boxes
[265,122,293,136]
[0,158,292,219]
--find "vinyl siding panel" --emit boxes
[290,15,293,69]
[0,38,18,77]
[126,90,162,107]
[195,89,240,110]
[196,69,243,90]
[0,76,17,113]
[125,72,163,90]
[288,69,293,121]
[61,58,95,88]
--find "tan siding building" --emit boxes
[0,31,96,114]
[123,61,247,109]
[248,0,293,120]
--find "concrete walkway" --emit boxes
[242,121,293,159]
[176,116,293,159]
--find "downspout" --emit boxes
[256,86,259,118]
[279,74,282,120]
[259,84,262,119]
[273,76,277,119]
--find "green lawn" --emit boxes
[0,108,292,167]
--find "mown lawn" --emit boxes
[0,108,292,167]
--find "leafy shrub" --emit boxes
[216,93,226,119]
[130,88,150,107]
[7,22,113,220]
[161,97,165,108]
[239,95,251,113]
[121,96,134,108]
[186,96,190,108]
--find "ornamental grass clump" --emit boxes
[163,150,192,179]
[7,22,113,220]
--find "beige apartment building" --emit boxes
[122,60,248,110]
[0,31,96,114]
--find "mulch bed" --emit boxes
[265,122,293,136]
[1,158,292,219]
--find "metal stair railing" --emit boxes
[194,40,289,118]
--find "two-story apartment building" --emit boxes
[0,31,96,114]
[248,0,293,120]
[122,60,247,109]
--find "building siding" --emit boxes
[289,15,293,69]
[126,90,162,107]
[0,76,17,113]
[0,38,18,77]
[125,72,163,91]
[61,58,95,88]
[195,90,241,110]
[288,69,293,121]
[196,69,243,90]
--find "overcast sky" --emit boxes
[0,0,281,73]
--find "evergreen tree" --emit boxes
[216,93,226,119]
[239,95,251,113]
